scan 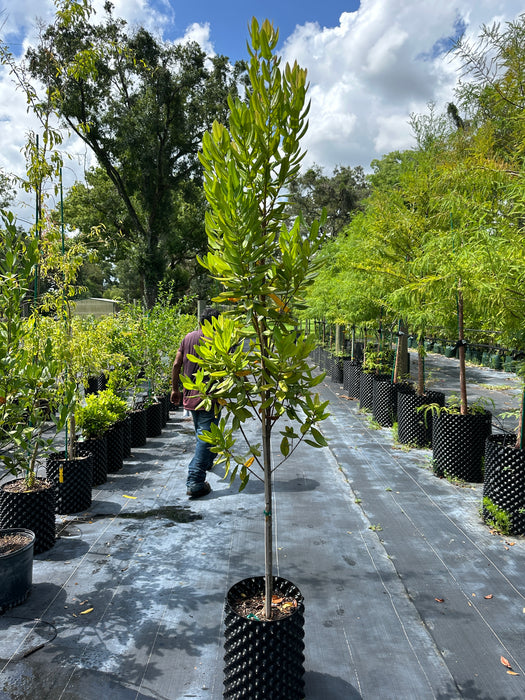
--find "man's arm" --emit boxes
[171,347,184,406]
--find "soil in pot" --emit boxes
[0,528,35,613]
[224,576,305,700]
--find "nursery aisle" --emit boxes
[0,354,524,699]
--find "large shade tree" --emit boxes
[26,0,243,305]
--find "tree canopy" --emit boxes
[26,0,243,305]
[287,164,370,238]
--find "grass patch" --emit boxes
[482,497,512,535]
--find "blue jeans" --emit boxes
[186,408,220,490]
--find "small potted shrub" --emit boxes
[96,389,128,473]
[75,393,118,486]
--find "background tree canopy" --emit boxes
[286,164,370,238]
[27,0,244,306]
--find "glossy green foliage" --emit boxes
[185,19,329,490]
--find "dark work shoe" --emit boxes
[187,481,211,498]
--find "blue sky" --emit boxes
[1,0,524,223]
[154,1,360,62]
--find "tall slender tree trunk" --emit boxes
[457,281,468,415]
[262,406,273,619]
[417,337,425,396]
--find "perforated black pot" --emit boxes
[122,415,132,458]
[46,454,93,514]
[331,356,344,384]
[146,401,163,438]
[0,528,35,613]
[372,377,397,427]
[343,360,361,399]
[432,410,492,482]
[359,372,374,411]
[161,393,170,424]
[106,421,124,473]
[483,434,525,535]
[130,408,147,447]
[76,435,108,486]
[223,576,305,699]
[0,481,56,555]
[396,389,445,447]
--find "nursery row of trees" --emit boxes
[304,15,525,365]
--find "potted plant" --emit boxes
[428,279,492,482]
[0,527,36,613]
[482,361,525,534]
[75,393,117,486]
[359,343,393,414]
[95,389,128,473]
[0,211,69,554]
[186,19,329,698]
[37,218,113,513]
[396,333,445,448]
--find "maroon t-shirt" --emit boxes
[179,329,206,410]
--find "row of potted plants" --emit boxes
[319,340,525,537]
[0,210,199,612]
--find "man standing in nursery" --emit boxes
[171,307,221,498]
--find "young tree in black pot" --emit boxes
[184,19,329,698]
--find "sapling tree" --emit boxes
[185,18,330,619]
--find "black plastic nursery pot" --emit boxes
[432,410,492,482]
[76,435,108,486]
[46,454,93,514]
[130,407,147,447]
[359,372,374,411]
[223,576,305,700]
[396,389,445,448]
[0,480,56,555]
[122,415,132,458]
[146,401,163,438]
[0,528,35,614]
[97,373,108,392]
[85,376,99,396]
[343,360,361,399]
[106,421,124,473]
[483,434,525,535]
[161,393,170,425]
[372,376,397,427]
[331,356,344,384]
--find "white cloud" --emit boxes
[174,22,215,56]
[282,0,525,171]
